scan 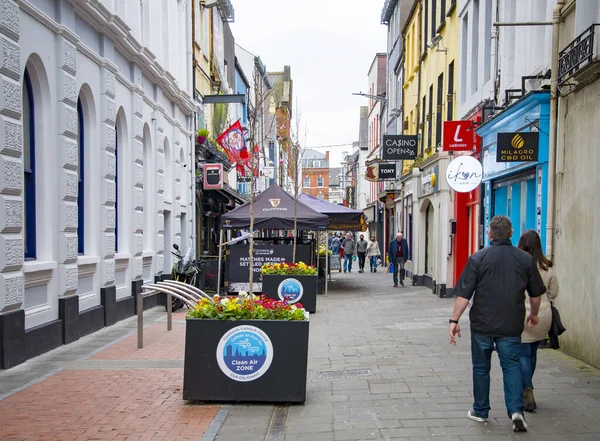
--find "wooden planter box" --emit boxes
[261,274,318,313]
[183,318,309,403]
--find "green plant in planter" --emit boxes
[187,294,307,321]
[260,261,317,276]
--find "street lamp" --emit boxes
[352,92,388,105]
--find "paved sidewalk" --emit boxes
[214,269,600,441]
[0,269,599,441]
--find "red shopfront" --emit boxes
[450,111,482,283]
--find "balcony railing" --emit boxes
[558,24,599,86]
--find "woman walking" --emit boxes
[366,236,381,272]
[517,230,559,412]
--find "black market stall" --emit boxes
[298,194,368,294]
[218,184,328,295]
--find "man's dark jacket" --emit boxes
[453,239,546,337]
[388,238,409,263]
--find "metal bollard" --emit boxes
[167,292,172,331]
[137,293,144,349]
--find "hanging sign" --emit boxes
[382,135,418,160]
[204,163,224,190]
[446,155,483,193]
[496,132,539,162]
[443,121,478,151]
[378,163,397,180]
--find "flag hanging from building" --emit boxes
[216,120,246,164]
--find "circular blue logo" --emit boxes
[216,325,273,382]
[277,278,304,304]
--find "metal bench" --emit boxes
[137,282,213,349]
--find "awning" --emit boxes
[217,184,248,205]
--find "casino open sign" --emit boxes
[496,132,539,162]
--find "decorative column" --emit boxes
[99,66,117,325]
[0,0,25,368]
[131,92,144,308]
[155,126,165,276]
[56,35,80,344]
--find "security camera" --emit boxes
[428,34,443,49]
[427,40,435,48]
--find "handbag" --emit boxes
[548,302,566,349]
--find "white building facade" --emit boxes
[0,0,195,368]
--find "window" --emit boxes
[484,0,492,81]
[268,141,275,162]
[461,13,469,103]
[312,160,321,168]
[427,85,433,150]
[317,177,324,187]
[436,73,443,148]
[304,177,310,188]
[317,194,324,200]
[472,0,480,93]
[447,61,455,120]
[424,0,429,53]
[23,69,36,259]
[421,95,426,154]
[432,0,437,38]
[115,125,119,253]
[441,0,446,24]
[77,97,85,255]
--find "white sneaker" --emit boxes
[467,409,488,423]
[511,412,528,432]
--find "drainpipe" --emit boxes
[416,0,423,156]
[545,0,564,260]
[491,0,499,107]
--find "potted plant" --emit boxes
[183,293,309,403]
[196,128,210,145]
[261,262,318,313]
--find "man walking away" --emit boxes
[388,233,409,287]
[341,233,356,273]
[356,234,368,273]
[449,215,545,433]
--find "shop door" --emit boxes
[425,203,434,274]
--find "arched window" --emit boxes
[23,69,36,259]
[77,97,85,254]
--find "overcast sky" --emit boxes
[230,0,387,167]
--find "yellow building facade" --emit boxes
[402,0,458,173]
[398,0,460,297]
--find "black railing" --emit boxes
[558,24,598,86]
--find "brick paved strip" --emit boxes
[0,369,218,441]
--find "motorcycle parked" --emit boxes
[167,244,201,312]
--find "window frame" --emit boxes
[317,176,324,188]
[77,97,85,255]
[23,69,37,260]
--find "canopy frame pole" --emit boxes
[217,229,224,296]
[325,233,329,295]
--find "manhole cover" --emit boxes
[318,369,372,379]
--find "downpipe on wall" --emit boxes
[546,0,565,260]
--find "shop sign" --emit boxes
[404,180,413,196]
[496,132,539,162]
[421,165,439,197]
[446,156,483,193]
[379,163,397,180]
[204,163,223,190]
[382,135,418,160]
[216,325,274,382]
[443,121,478,151]
[346,187,356,208]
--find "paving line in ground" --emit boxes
[200,404,232,441]
[0,368,64,401]
[264,405,289,441]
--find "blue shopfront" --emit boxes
[476,92,550,249]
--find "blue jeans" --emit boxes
[520,341,540,390]
[343,253,353,271]
[471,333,524,418]
[370,256,378,269]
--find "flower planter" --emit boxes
[261,274,317,313]
[183,318,309,403]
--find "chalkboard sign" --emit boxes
[329,254,341,271]
[227,244,312,292]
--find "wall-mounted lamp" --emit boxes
[427,34,447,53]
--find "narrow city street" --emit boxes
[1,269,598,441]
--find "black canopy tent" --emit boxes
[221,183,329,230]
[298,194,368,231]
[217,184,328,294]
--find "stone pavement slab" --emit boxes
[1,269,599,441]
[211,270,600,441]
